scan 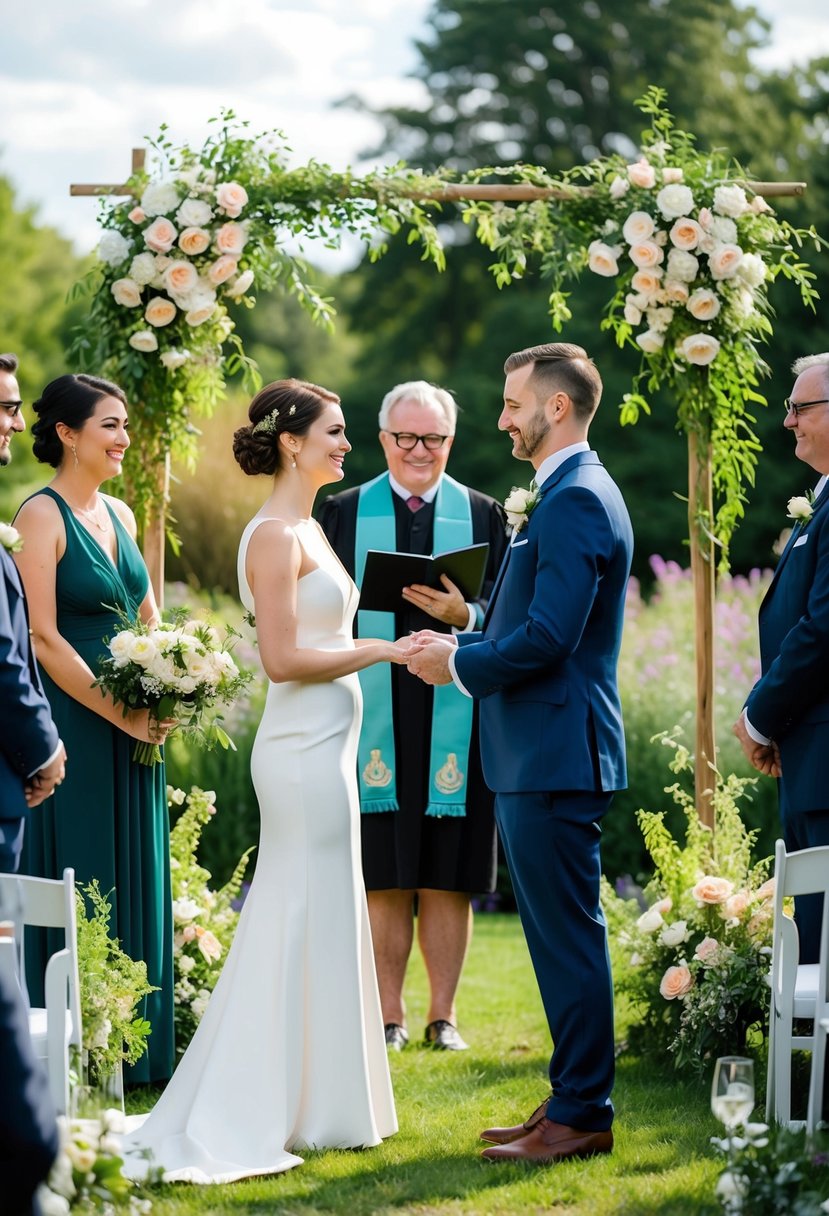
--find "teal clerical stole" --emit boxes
[354,472,475,817]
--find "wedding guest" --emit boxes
[319,381,507,1051]
[13,374,174,1083]
[735,352,829,963]
[408,343,633,1162]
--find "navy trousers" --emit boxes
[495,789,614,1131]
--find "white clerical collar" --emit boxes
[388,472,440,503]
[534,441,591,490]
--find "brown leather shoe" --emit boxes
[480,1118,613,1163]
[480,1097,551,1144]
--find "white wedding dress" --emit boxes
[122,516,397,1183]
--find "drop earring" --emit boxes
[291,452,297,469]
[71,443,79,470]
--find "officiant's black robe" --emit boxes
[318,482,507,892]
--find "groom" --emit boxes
[407,342,633,1162]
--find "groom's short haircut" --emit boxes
[504,342,602,422]
[0,353,19,373]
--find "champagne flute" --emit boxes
[711,1056,755,1129]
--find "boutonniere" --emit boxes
[786,492,814,525]
[0,522,22,553]
[504,483,540,533]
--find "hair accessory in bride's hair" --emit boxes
[252,403,297,435]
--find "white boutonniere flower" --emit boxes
[503,484,539,533]
[786,493,814,524]
[0,522,22,553]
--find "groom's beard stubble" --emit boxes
[513,408,550,462]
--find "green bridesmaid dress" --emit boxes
[21,487,174,1084]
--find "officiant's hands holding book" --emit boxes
[401,574,468,626]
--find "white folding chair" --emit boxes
[766,839,829,1132]
[0,867,82,1115]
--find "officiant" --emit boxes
[319,380,507,1052]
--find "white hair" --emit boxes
[792,353,829,376]
[378,380,458,434]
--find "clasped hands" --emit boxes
[393,628,457,685]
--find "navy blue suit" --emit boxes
[746,485,829,961]
[454,450,633,1130]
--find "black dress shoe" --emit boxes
[424,1019,469,1050]
[384,1022,409,1051]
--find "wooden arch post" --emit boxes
[71,157,807,827]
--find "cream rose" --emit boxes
[631,268,663,297]
[694,936,720,963]
[636,329,665,354]
[751,194,772,214]
[659,920,690,948]
[628,241,664,270]
[128,206,146,224]
[178,226,212,256]
[714,183,750,218]
[662,279,690,304]
[173,897,202,924]
[145,297,177,328]
[160,349,190,371]
[176,197,213,228]
[656,183,695,220]
[680,333,721,366]
[185,301,217,327]
[622,211,655,245]
[709,243,744,280]
[627,159,656,189]
[141,181,181,217]
[669,217,703,251]
[225,269,255,299]
[624,301,642,326]
[662,167,684,184]
[128,330,158,353]
[636,905,665,934]
[163,260,199,296]
[666,248,699,283]
[687,288,721,321]
[207,254,239,285]
[723,890,750,919]
[127,634,158,666]
[111,278,142,308]
[143,216,178,253]
[659,965,693,1000]
[755,877,775,902]
[215,180,249,217]
[692,875,734,904]
[587,240,620,277]
[609,175,630,200]
[215,221,247,256]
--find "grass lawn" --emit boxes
[127,914,733,1215]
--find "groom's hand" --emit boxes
[732,711,781,778]
[407,640,455,685]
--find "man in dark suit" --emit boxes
[735,352,829,963]
[0,351,64,1215]
[408,343,633,1162]
[319,380,507,1052]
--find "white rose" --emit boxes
[659,920,690,947]
[709,215,738,245]
[128,330,158,353]
[628,241,664,269]
[680,333,721,365]
[172,897,202,924]
[160,349,190,370]
[110,278,142,308]
[126,634,158,666]
[687,288,721,321]
[215,180,249,217]
[587,240,620,277]
[176,674,198,694]
[714,183,750,218]
[624,302,642,325]
[636,329,665,354]
[669,217,702,251]
[666,248,699,283]
[108,630,136,664]
[636,905,664,933]
[622,211,655,245]
[655,183,695,220]
[708,243,744,280]
[97,230,132,267]
[645,306,674,334]
[737,252,767,289]
[609,175,630,200]
[225,269,255,299]
[628,159,656,189]
[176,197,213,227]
[129,252,157,285]
[141,181,181,217]
[178,954,196,974]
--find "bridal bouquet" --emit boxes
[96,608,251,765]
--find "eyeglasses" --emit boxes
[385,432,450,451]
[0,400,23,418]
[784,398,829,418]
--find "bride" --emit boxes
[122,379,404,1183]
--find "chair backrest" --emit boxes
[0,868,82,1047]
[770,839,829,1004]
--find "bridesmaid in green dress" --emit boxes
[14,374,174,1083]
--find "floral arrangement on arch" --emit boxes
[604,730,775,1073]
[167,785,252,1058]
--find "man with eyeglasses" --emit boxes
[319,380,507,1052]
[734,352,829,963]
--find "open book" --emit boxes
[358,542,490,613]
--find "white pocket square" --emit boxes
[510,536,529,548]
[794,534,809,547]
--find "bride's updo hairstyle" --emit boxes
[31,374,127,468]
[233,378,340,477]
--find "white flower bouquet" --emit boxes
[95,608,251,765]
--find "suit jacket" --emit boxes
[746,485,829,814]
[453,451,633,795]
[0,545,59,871]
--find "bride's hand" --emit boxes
[388,638,415,664]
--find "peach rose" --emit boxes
[225,269,255,299]
[609,175,630,200]
[144,216,178,253]
[723,890,750,919]
[670,217,703,251]
[145,297,177,328]
[215,222,247,256]
[694,936,720,963]
[128,330,158,352]
[195,926,222,963]
[587,240,620,277]
[636,329,665,354]
[111,278,142,308]
[182,924,197,942]
[631,268,663,297]
[128,206,146,224]
[628,159,656,189]
[178,226,212,256]
[755,878,775,902]
[680,333,721,366]
[692,875,734,904]
[698,207,714,230]
[162,260,199,297]
[185,300,217,327]
[215,180,249,218]
[654,896,673,915]
[659,965,693,1000]
[662,279,690,304]
[629,241,664,269]
[686,288,721,321]
[207,254,239,285]
[708,243,744,280]
[622,210,655,245]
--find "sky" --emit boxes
[1,0,828,264]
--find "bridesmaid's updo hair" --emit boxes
[233,378,340,477]
[31,374,127,468]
